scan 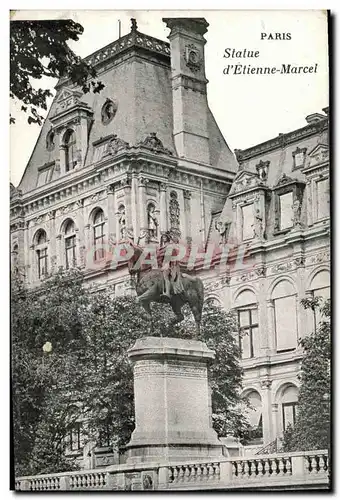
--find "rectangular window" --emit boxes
[279,192,293,230]
[282,402,297,431]
[241,203,254,241]
[98,426,112,448]
[65,235,76,269]
[316,178,329,220]
[274,295,297,352]
[37,248,48,278]
[238,308,258,359]
[37,167,52,187]
[69,422,84,451]
[94,224,105,261]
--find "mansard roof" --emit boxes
[17,18,237,194]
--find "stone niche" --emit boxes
[125,336,224,464]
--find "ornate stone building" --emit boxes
[10,17,330,460]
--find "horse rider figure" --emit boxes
[158,230,184,300]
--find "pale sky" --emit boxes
[10,9,329,186]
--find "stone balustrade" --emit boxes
[15,450,329,491]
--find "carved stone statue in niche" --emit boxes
[253,208,265,239]
[215,218,231,244]
[292,199,302,227]
[169,191,180,230]
[118,205,126,240]
[147,204,158,239]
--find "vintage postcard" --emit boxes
[10,10,330,491]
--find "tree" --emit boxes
[10,19,104,124]
[11,270,89,475]
[282,297,331,452]
[12,270,251,476]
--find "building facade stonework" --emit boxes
[10,18,330,460]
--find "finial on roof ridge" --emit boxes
[131,18,138,32]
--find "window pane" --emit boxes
[279,192,293,230]
[316,178,329,220]
[251,308,258,324]
[242,204,254,240]
[239,310,250,327]
[274,295,297,351]
[295,152,305,168]
[283,403,297,430]
[240,328,251,359]
[94,225,104,239]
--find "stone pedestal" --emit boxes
[125,336,224,463]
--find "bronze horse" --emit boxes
[127,243,204,337]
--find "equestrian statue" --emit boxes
[126,231,204,337]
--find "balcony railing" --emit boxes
[15,449,329,491]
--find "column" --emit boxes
[236,203,243,244]
[122,177,133,238]
[306,180,313,226]
[55,233,63,270]
[304,290,315,338]
[138,176,148,242]
[131,171,138,243]
[258,279,269,356]
[106,184,116,245]
[266,299,276,355]
[83,224,91,269]
[75,200,85,268]
[48,211,57,273]
[261,379,273,443]
[159,182,168,235]
[24,222,31,285]
[271,403,279,440]
[59,145,67,176]
[183,190,192,244]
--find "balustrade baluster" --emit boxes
[264,458,270,476]
[310,455,318,474]
[257,460,264,475]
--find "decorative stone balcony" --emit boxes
[15,449,329,491]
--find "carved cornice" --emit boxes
[56,31,170,89]
[172,74,207,94]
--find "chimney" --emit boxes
[163,18,211,164]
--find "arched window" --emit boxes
[281,385,299,431]
[34,229,48,279]
[245,390,263,443]
[310,270,330,330]
[64,220,76,269]
[64,129,77,172]
[272,281,297,353]
[206,296,221,307]
[93,209,105,261]
[235,289,258,359]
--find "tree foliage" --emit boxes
[281,297,331,452]
[10,19,104,124]
[12,270,250,476]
